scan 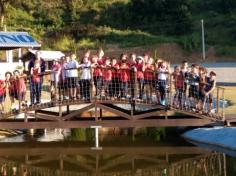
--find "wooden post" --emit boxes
[54,71,58,102]
[100,108,103,119]
[169,73,173,108]
[24,113,28,122]
[59,105,62,117]
[66,105,70,114]
[222,89,225,120]
[95,103,98,121]
[223,153,227,176]
[216,88,220,114]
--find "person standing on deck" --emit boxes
[67,54,79,100]
[188,64,200,111]
[119,53,130,99]
[79,56,91,101]
[203,71,216,114]
[135,56,145,100]
[181,60,189,107]
[111,58,120,98]
[144,59,155,103]
[28,51,46,105]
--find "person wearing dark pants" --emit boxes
[80,79,91,100]
[28,51,46,105]
[111,58,120,98]
[79,56,91,101]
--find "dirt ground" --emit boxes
[77,43,236,64]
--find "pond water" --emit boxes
[0,128,235,176]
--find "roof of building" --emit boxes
[0,32,41,50]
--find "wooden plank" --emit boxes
[96,104,132,120]
[0,119,220,129]
[62,104,95,120]
[133,110,166,120]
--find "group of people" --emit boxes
[0,48,216,115]
[172,61,216,114]
[49,49,171,105]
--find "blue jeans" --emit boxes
[138,78,144,99]
[120,82,128,98]
[30,77,43,104]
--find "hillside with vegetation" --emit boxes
[1,0,236,59]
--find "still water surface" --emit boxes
[0,128,235,176]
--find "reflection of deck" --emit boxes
[0,143,226,176]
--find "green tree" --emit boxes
[0,0,13,29]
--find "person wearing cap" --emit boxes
[203,71,216,114]
[135,56,145,100]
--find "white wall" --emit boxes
[0,62,23,79]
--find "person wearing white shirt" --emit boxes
[79,57,91,101]
[66,54,79,99]
[157,62,169,105]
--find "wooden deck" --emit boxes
[0,100,225,129]
[0,71,227,129]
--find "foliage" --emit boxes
[0,0,235,56]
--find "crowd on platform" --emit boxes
[0,48,216,114]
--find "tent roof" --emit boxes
[0,32,41,50]
[29,49,65,61]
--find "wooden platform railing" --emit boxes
[0,68,225,122]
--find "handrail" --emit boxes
[0,67,225,121]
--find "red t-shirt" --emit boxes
[103,66,112,81]
[120,63,130,82]
[15,77,27,93]
[144,65,154,80]
[135,63,144,79]
[93,59,104,77]
[112,63,120,78]
[32,68,40,83]
[173,73,184,89]
[52,63,61,71]
[0,80,5,96]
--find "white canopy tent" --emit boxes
[28,49,65,61]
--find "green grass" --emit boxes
[223,87,236,115]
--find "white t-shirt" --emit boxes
[158,67,167,80]
[67,59,79,77]
[80,62,91,80]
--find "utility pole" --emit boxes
[201,19,206,60]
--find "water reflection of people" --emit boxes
[1,164,6,176]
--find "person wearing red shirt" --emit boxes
[172,66,185,108]
[0,79,5,112]
[5,72,16,107]
[111,58,120,98]
[103,58,113,98]
[13,70,27,107]
[144,59,155,102]
[30,59,41,104]
[91,55,104,97]
[135,56,145,100]
[119,53,130,99]
[50,60,61,100]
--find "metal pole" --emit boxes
[91,126,102,150]
[201,19,206,60]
